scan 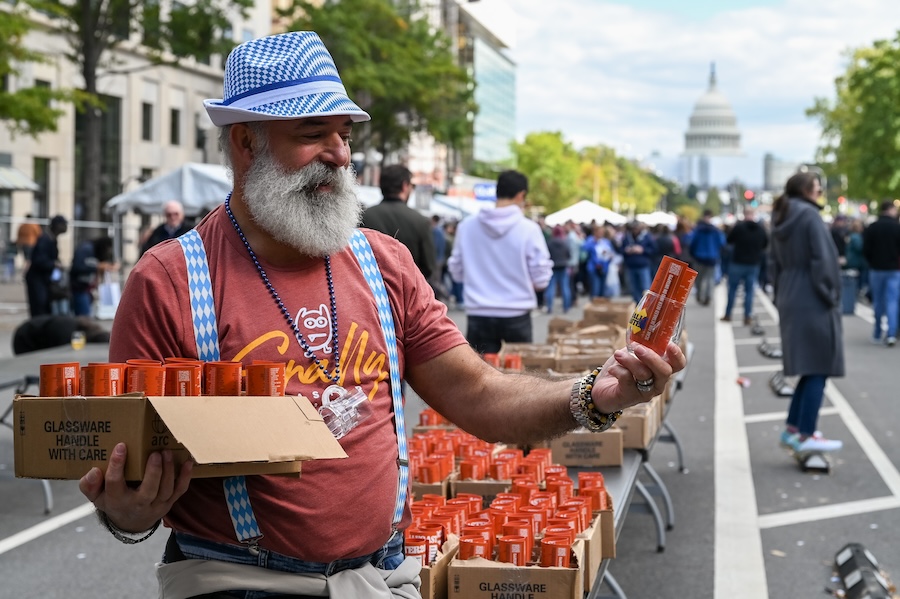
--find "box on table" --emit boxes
[549,427,623,467]
[650,394,665,429]
[553,345,616,374]
[552,324,627,349]
[448,539,585,599]
[421,537,459,599]
[412,425,459,436]
[450,472,512,504]
[498,342,557,372]
[13,393,347,481]
[579,508,606,592]
[597,490,615,559]
[581,299,635,327]
[614,404,657,449]
[547,317,582,337]
[412,476,451,501]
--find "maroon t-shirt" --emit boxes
[110,206,467,561]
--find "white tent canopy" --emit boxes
[105,162,384,216]
[544,200,627,227]
[105,163,234,216]
[636,211,678,229]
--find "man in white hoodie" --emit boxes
[448,170,553,354]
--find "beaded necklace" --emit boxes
[224,194,341,384]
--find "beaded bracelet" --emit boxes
[98,510,161,545]
[569,366,623,433]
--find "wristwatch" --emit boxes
[569,367,622,433]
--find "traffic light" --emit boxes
[743,189,754,201]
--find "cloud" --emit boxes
[508,0,900,168]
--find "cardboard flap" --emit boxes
[148,395,347,465]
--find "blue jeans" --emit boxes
[868,270,900,339]
[724,263,760,319]
[167,531,405,599]
[786,375,827,437]
[626,266,652,304]
[545,268,572,312]
[71,290,93,316]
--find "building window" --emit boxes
[35,79,51,107]
[141,102,153,141]
[140,167,154,183]
[32,157,50,218]
[170,108,181,146]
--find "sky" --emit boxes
[463,0,900,187]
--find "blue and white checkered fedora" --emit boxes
[204,31,370,127]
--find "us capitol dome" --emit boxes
[682,63,742,187]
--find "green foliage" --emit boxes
[286,0,475,158]
[704,187,722,215]
[0,2,73,136]
[511,132,670,216]
[511,131,580,213]
[808,32,900,201]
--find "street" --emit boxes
[0,280,898,598]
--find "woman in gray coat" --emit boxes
[771,172,844,454]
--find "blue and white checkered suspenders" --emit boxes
[177,228,409,549]
[177,230,262,546]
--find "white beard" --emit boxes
[242,152,363,257]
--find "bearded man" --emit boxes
[79,32,684,599]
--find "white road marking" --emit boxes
[744,406,839,424]
[0,502,95,556]
[715,284,769,599]
[738,364,783,374]
[734,337,780,345]
[758,496,900,529]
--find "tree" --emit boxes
[704,187,722,215]
[808,32,900,201]
[286,0,475,170]
[511,131,580,213]
[0,2,80,136]
[33,0,251,224]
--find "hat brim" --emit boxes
[204,91,371,127]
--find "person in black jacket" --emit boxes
[361,164,436,283]
[862,200,900,346]
[721,208,769,324]
[544,225,572,313]
[141,200,193,255]
[24,215,67,318]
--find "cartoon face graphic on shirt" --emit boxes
[297,303,333,354]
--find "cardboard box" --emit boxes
[411,477,450,501]
[13,393,347,480]
[553,345,616,374]
[581,299,635,327]
[448,539,585,599]
[614,405,656,449]
[549,427,623,467]
[498,342,557,372]
[579,512,605,592]
[598,491,615,559]
[421,537,459,599]
[451,473,512,504]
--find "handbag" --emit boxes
[96,271,121,319]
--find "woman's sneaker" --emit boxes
[794,433,842,453]
[779,430,799,449]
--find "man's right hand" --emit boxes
[79,442,193,533]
